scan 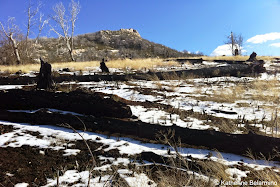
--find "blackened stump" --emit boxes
[248,52,257,62]
[37,57,54,89]
[100,58,109,73]
[234,48,239,56]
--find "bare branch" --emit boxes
[49,24,63,38]
[36,13,49,42]
[0,21,9,38]
[52,2,69,39]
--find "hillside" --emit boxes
[1,28,194,64]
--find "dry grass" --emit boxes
[0,63,41,73]
[2,56,280,74]
[182,55,280,61]
[0,61,100,73]
[106,58,178,70]
[192,78,280,104]
[194,84,246,103]
[251,78,280,104]
[245,150,280,186]
[153,130,230,186]
[0,58,178,73]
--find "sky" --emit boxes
[1,0,280,56]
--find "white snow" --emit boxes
[122,173,156,187]
[14,183,29,187]
[63,149,81,156]
[225,168,249,181]
[0,85,24,90]
[129,105,214,130]
[8,108,84,116]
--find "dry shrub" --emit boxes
[215,119,238,133]
[161,71,180,80]
[245,150,280,186]
[155,166,208,187]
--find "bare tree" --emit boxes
[0,18,22,64]
[26,0,41,40]
[50,0,80,61]
[225,32,244,56]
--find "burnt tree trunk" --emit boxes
[66,39,75,61]
[36,58,54,89]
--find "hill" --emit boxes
[0,28,195,64]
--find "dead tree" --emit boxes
[225,32,243,56]
[0,18,21,64]
[50,0,80,61]
[37,57,54,89]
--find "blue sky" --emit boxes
[1,0,280,56]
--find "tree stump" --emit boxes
[248,52,257,62]
[234,48,239,56]
[246,52,266,73]
[100,58,109,73]
[36,57,54,89]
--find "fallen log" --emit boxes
[0,63,266,85]
[1,108,280,161]
[0,89,132,118]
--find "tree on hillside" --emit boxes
[50,0,80,61]
[0,17,22,64]
[225,32,243,56]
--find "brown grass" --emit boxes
[0,58,178,73]
[2,56,279,74]
[193,84,246,103]
[191,78,280,105]
[106,58,178,70]
[184,55,280,61]
[251,78,280,104]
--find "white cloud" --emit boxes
[210,44,232,56]
[247,32,280,44]
[210,44,246,56]
[270,43,280,47]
